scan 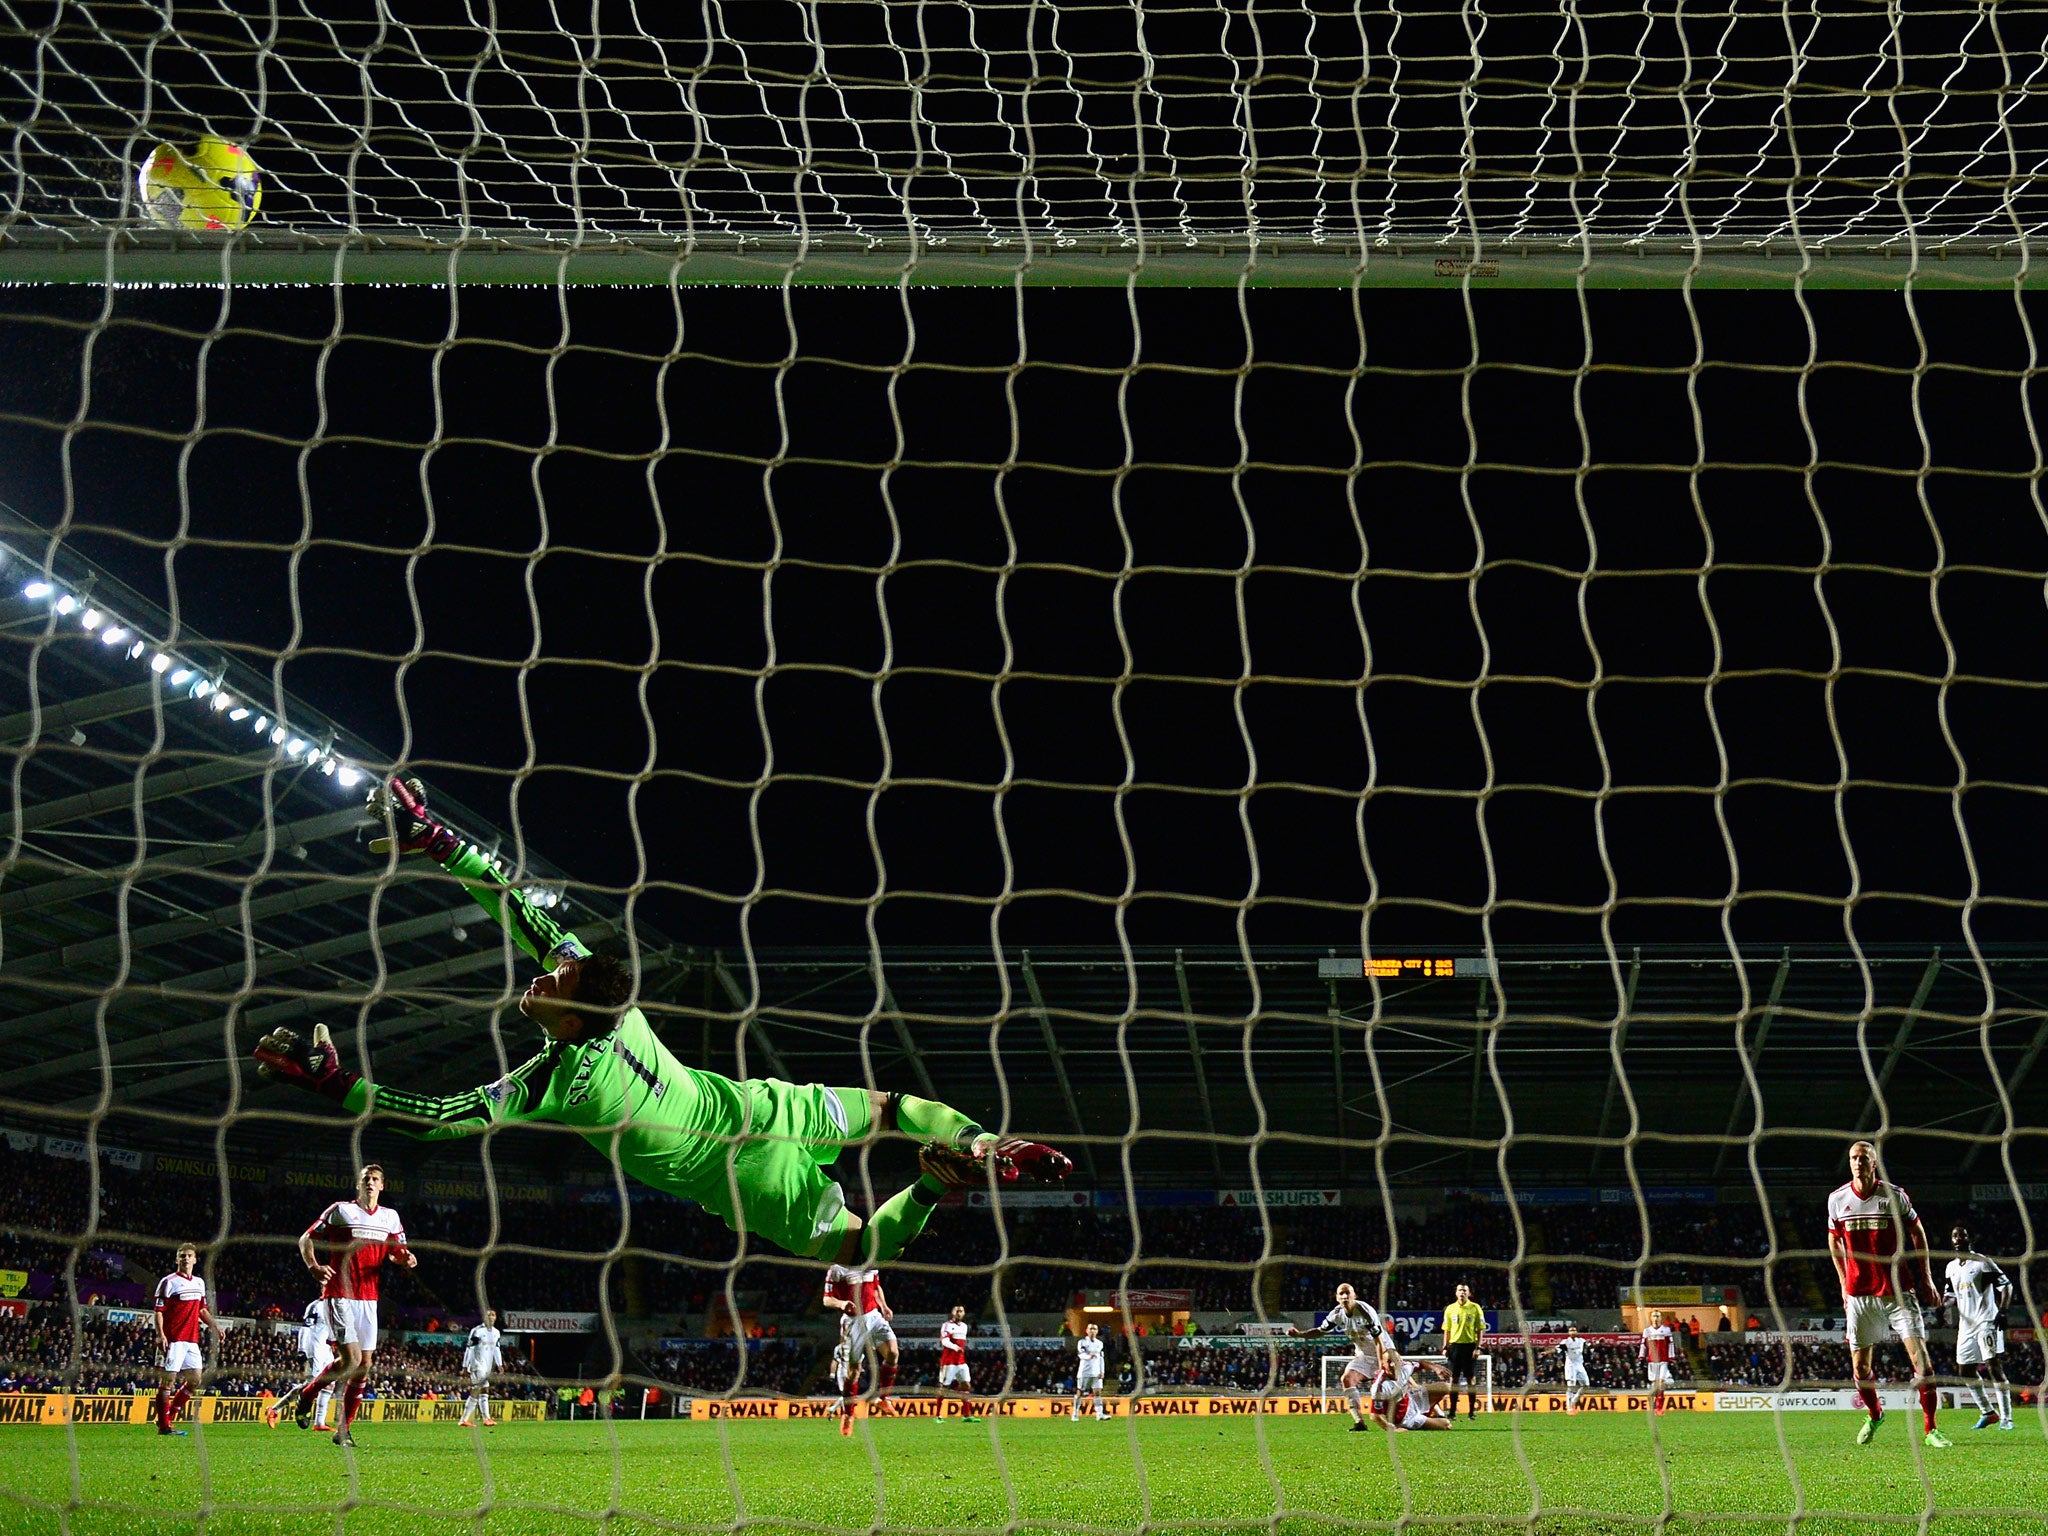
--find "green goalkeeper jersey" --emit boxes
[341,847,856,1247]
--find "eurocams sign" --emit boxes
[0,1395,547,1426]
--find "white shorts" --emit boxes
[1398,1392,1431,1429]
[846,1310,895,1357]
[1564,1366,1590,1387]
[1645,1362,1671,1384]
[161,1340,203,1374]
[939,1363,971,1386]
[303,1340,335,1377]
[1845,1292,1924,1350]
[325,1298,379,1352]
[1955,1324,2005,1366]
[1076,1368,1105,1392]
[1344,1349,1378,1380]
[467,1367,492,1388]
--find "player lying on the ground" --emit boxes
[1286,1281,1391,1430]
[253,779,1071,1267]
[151,1243,214,1437]
[1372,1353,1453,1431]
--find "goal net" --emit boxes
[0,2,2043,1533]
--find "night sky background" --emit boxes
[3,279,2046,960]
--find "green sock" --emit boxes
[890,1094,981,1148]
[863,1180,942,1264]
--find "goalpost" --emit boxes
[1,0,2044,1529]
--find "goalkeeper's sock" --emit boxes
[889,1095,981,1149]
[1918,1383,1938,1434]
[862,1182,940,1264]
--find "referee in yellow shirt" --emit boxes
[1441,1284,1486,1418]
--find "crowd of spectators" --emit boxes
[0,1301,545,1398]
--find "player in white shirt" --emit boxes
[1287,1282,1391,1430]
[1071,1322,1107,1420]
[269,1300,337,1429]
[1557,1322,1591,1414]
[458,1309,504,1427]
[830,1313,860,1436]
[1373,1349,1453,1431]
[1639,1309,1676,1415]
[823,1263,898,1403]
[937,1304,975,1414]
[1943,1225,2015,1431]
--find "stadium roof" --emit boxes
[3,509,2044,1196]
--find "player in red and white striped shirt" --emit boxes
[824,1262,897,1406]
[151,1244,214,1437]
[937,1304,975,1417]
[286,1163,416,1447]
[1828,1140,1947,1448]
[1638,1310,1676,1415]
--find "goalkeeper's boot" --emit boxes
[1856,1411,1883,1445]
[1924,1428,1953,1449]
[1975,1410,2000,1430]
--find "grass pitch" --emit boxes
[1,1409,2042,1536]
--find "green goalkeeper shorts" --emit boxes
[685,1080,874,1258]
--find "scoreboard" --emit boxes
[1316,956,1495,980]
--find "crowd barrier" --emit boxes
[0,1394,548,1426]
[688,1392,1725,1419]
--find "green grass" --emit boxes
[1,1409,2042,1536]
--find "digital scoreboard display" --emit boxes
[1317,956,1495,980]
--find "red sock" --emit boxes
[1918,1383,1937,1434]
[154,1388,170,1429]
[343,1380,365,1428]
[298,1374,325,1410]
[1857,1383,1881,1419]
[168,1385,192,1421]
[881,1363,898,1396]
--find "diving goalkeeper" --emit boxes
[253,779,1070,1266]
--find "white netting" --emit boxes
[0,4,2044,1534]
[0,0,2043,255]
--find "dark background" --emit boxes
[3,280,2045,958]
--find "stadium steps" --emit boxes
[1523,1220,1554,1312]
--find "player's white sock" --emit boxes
[480,1393,491,1420]
[1998,1384,2013,1422]
[315,1387,333,1427]
[1967,1379,1992,1414]
[1347,1386,1365,1421]
[1566,1387,1579,1410]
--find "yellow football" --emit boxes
[137,135,262,231]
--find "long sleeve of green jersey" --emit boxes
[442,844,589,966]
[338,1044,564,1140]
